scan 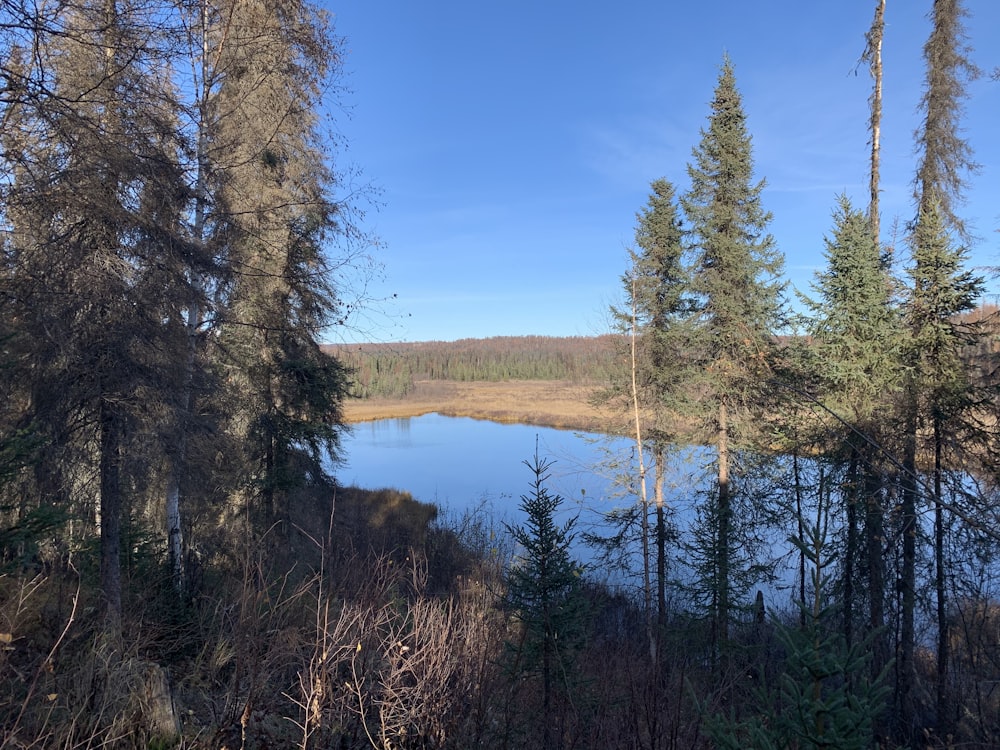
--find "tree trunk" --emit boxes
[934,418,952,738]
[862,449,887,683]
[717,398,730,650]
[99,397,123,632]
[165,300,198,592]
[792,447,808,629]
[165,347,191,591]
[866,0,885,242]
[655,444,667,645]
[165,16,213,590]
[628,277,656,662]
[844,448,859,649]
[899,407,918,741]
[542,603,554,750]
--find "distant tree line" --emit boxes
[329,335,620,398]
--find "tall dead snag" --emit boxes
[863,0,886,243]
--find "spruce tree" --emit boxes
[801,195,900,670]
[0,0,196,627]
[626,177,690,648]
[208,0,351,526]
[900,0,983,737]
[804,195,899,419]
[914,0,979,241]
[707,489,888,750]
[680,55,785,651]
[903,199,983,739]
[504,452,588,749]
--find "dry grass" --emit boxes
[342,379,628,434]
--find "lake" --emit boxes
[338,413,635,511]
[336,413,714,583]
[336,412,1000,620]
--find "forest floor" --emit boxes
[342,379,628,433]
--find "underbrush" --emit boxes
[1,482,900,750]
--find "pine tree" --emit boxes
[680,55,785,652]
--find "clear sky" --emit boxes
[325,1,1000,343]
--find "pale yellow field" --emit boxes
[342,379,630,434]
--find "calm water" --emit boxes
[337,413,1000,614]
[337,413,666,579]
[336,414,715,582]
[338,413,634,515]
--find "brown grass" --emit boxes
[343,379,628,434]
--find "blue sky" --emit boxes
[326,1,1000,343]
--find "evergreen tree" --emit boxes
[680,55,785,652]
[903,199,983,739]
[801,195,900,672]
[804,195,899,420]
[631,178,690,407]
[0,0,358,611]
[505,452,588,749]
[899,0,983,736]
[914,0,979,241]
[0,0,196,627]
[707,489,888,750]
[208,0,352,526]
[624,178,690,652]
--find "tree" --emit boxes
[801,195,900,681]
[0,0,360,617]
[914,0,979,241]
[899,0,983,736]
[504,452,588,749]
[862,0,886,243]
[208,0,352,528]
[0,0,197,627]
[707,486,888,750]
[902,198,984,739]
[680,55,785,653]
[620,178,689,658]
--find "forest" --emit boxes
[327,336,620,398]
[2,0,1000,748]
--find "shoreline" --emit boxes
[342,379,628,434]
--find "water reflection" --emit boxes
[338,413,1000,620]
[339,413,630,514]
